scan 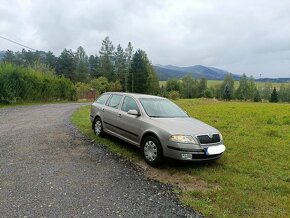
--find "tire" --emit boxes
[142,136,163,167]
[93,117,104,136]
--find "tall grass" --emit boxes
[0,62,76,103]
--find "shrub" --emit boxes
[168,90,181,100]
[0,62,76,103]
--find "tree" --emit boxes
[114,44,127,91]
[278,83,290,102]
[147,63,160,95]
[124,42,134,92]
[223,83,232,100]
[181,74,198,98]
[74,46,89,82]
[127,49,158,94]
[198,77,207,97]
[253,89,262,102]
[236,74,249,100]
[166,78,181,93]
[270,87,279,102]
[3,50,17,64]
[248,76,257,100]
[260,83,272,101]
[56,49,76,82]
[44,51,57,69]
[88,55,99,78]
[220,73,234,100]
[99,36,115,80]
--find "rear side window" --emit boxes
[107,94,123,109]
[96,94,110,105]
[121,96,140,113]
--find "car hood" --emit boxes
[149,117,219,136]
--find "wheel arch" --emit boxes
[92,115,101,129]
[140,131,162,151]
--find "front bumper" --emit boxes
[163,141,225,161]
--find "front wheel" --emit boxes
[142,136,163,167]
[93,117,104,136]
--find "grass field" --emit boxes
[71,99,290,217]
[160,80,284,89]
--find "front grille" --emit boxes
[197,134,220,144]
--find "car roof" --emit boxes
[104,92,165,99]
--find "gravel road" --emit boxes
[0,103,199,217]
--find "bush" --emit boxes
[168,90,181,100]
[0,62,76,103]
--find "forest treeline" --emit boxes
[1,36,289,103]
[0,36,159,103]
[163,73,290,102]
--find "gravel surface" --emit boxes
[0,103,200,217]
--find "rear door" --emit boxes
[102,94,123,133]
[117,96,142,145]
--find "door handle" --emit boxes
[118,114,122,118]
[101,108,105,112]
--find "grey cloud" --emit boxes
[0,0,289,77]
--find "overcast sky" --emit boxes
[0,0,289,78]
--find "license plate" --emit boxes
[205,145,226,155]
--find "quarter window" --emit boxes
[121,96,140,113]
[107,94,123,109]
[95,94,110,105]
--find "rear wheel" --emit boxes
[93,117,104,136]
[142,136,163,167]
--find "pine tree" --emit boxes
[88,55,99,78]
[127,50,158,94]
[220,74,234,100]
[270,87,279,102]
[74,46,89,82]
[99,36,115,81]
[56,49,76,82]
[124,42,134,92]
[223,83,232,101]
[114,44,127,91]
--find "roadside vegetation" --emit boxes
[0,62,75,103]
[0,36,159,105]
[72,99,290,218]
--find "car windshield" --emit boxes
[139,98,188,118]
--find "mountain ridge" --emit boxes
[154,64,241,80]
[154,64,290,82]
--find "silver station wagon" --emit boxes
[90,92,226,166]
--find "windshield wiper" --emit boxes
[149,115,163,117]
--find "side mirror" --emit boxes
[128,109,140,116]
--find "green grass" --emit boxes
[71,100,290,218]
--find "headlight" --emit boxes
[169,135,198,144]
[219,133,223,141]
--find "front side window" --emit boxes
[96,94,110,105]
[107,94,123,109]
[139,98,188,118]
[121,96,140,113]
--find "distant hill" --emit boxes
[154,64,241,81]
